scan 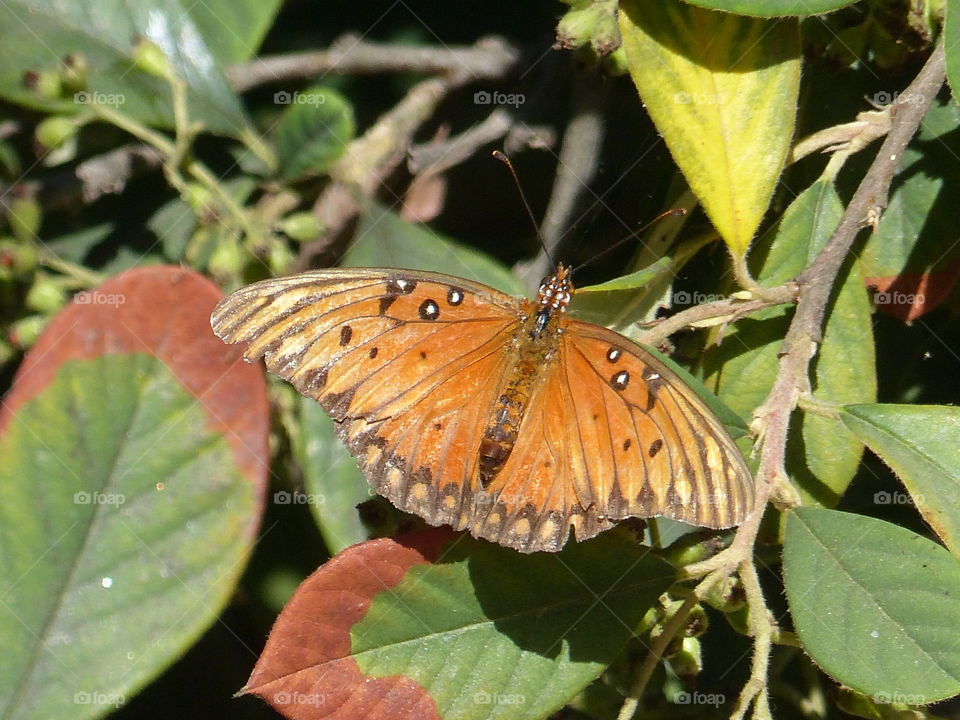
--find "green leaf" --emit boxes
[188,0,282,64]
[792,249,875,504]
[784,508,960,702]
[618,0,800,255]
[345,204,526,296]
[569,257,675,332]
[681,0,859,16]
[275,86,355,180]
[859,98,960,322]
[0,266,267,720]
[947,0,960,107]
[841,404,960,558]
[294,396,373,554]
[703,180,874,504]
[0,357,255,720]
[0,0,249,135]
[244,530,675,720]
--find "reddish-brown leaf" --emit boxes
[242,528,456,720]
[0,264,269,492]
[866,261,960,323]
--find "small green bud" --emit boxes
[666,636,703,683]
[34,116,78,153]
[0,239,38,275]
[25,277,67,315]
[7,197,42,244]
[269,241,296,276]
[278,212,323,243]
[61,54,89,94]
[23,69,63,100]
[9,314,48,348]
[131,38,173,80]
[207,236,246,280]
[556,8,598,50]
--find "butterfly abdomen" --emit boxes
[478,303,563,487]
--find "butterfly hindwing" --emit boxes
[562,321,754,529]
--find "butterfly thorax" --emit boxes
[477,266,573,486]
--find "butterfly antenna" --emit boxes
[569,207,687,275]
[493,150,554,267]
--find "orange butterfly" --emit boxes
[211,265,754,553]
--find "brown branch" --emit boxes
[635,286,796,349]
[0,144,163,219]
[227,34,521,92]
[516,64,608,288]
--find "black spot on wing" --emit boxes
[648,438,663,458]
[339,325,353,346]
[419,299,440,321]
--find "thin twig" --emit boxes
[517,63,608,288]
[227,34,521,92]
[635,287,795,349]
[408,109,516,175]
[0,144,164,219]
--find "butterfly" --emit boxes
[211,264,754,553]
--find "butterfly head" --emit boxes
[537,264,574,314]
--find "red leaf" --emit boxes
[866,261,960,323]
[0,265,269,493]
[242,528,456,720]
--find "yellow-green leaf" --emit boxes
[618,0,800,256]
